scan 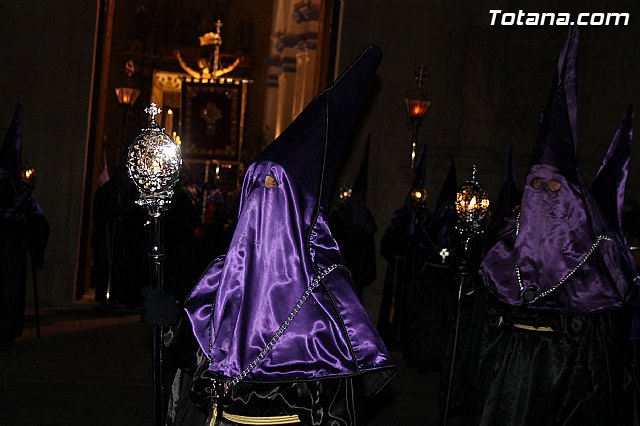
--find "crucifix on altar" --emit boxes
[174,19,242,81]
[170,18,253,208]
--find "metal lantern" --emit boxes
[115,59,141,107]
[404,65,432,173]
[454,164,490,242]
[20,161,36,191]
[127,103,182,216]
[442,164,490,426]
[338,186,352,201]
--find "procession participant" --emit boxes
[183,45,395,425]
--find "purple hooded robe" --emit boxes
[480,27,638,314]
[184,45,394,398]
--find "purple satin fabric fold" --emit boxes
[184,161,393,384]
[481,164,636,313]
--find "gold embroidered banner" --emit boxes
[182,79,247,162]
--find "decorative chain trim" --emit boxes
[514,213,612,304]
[212,263,349,389]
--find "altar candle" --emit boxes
[165,109,174,135]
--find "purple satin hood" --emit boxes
[184,46,394,395]
[480,164,636,313]
[480,28,638,313]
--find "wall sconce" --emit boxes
[115,86,141,106]
[404,66,431,173]
[115,60,142,160]
[115,60,141,107]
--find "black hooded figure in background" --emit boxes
[462,28,639,425]
[404,159,460,372]
[442,147,521,419]
[328,139,377,300]
[377,146,431,347]
[91,163,148,306]
[0,102,49,343]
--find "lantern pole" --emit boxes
[441,165,490,426]
[404,66,431,174]
[126,103,182,426]
[20,162,40,337]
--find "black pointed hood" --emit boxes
[0,102,24,183]
[423,158,459,264]
[334,137,374,234]
[351,136,370,203]
[591,105,634,238]
[530,26,579,182]
[493,145,521,222]
[184,46,395,395]
[435,158,457,209]
[0,102,25,214]
[256,45,382,212]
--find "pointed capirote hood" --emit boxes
[185,45,394,397]
[423,158,459,264]
[387,142,429,236]
[0,102,24,183]
[491,146,521,226]
[530,25,579,182]
[591,105,634,238]
[480,28,638,313]
[334,137,373,234]
[256,45,382,213]
[351,136,370,202]
[0,103,25,215]
[435,158,457,209]
[481,146,522,256]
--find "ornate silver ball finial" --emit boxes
[127,103,183,216]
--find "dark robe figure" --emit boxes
[404,159,459,372]
[91,165,148,306]
[164,46,394,425]
[623,210,640,424]
[0,102,49,343]
[328,140,377,301]
[161,182,241,426]
[163,179,202,304]
[443,147,520,418]
[462,28,639,425]
[192,185,237,275]
[377,146,431,347]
